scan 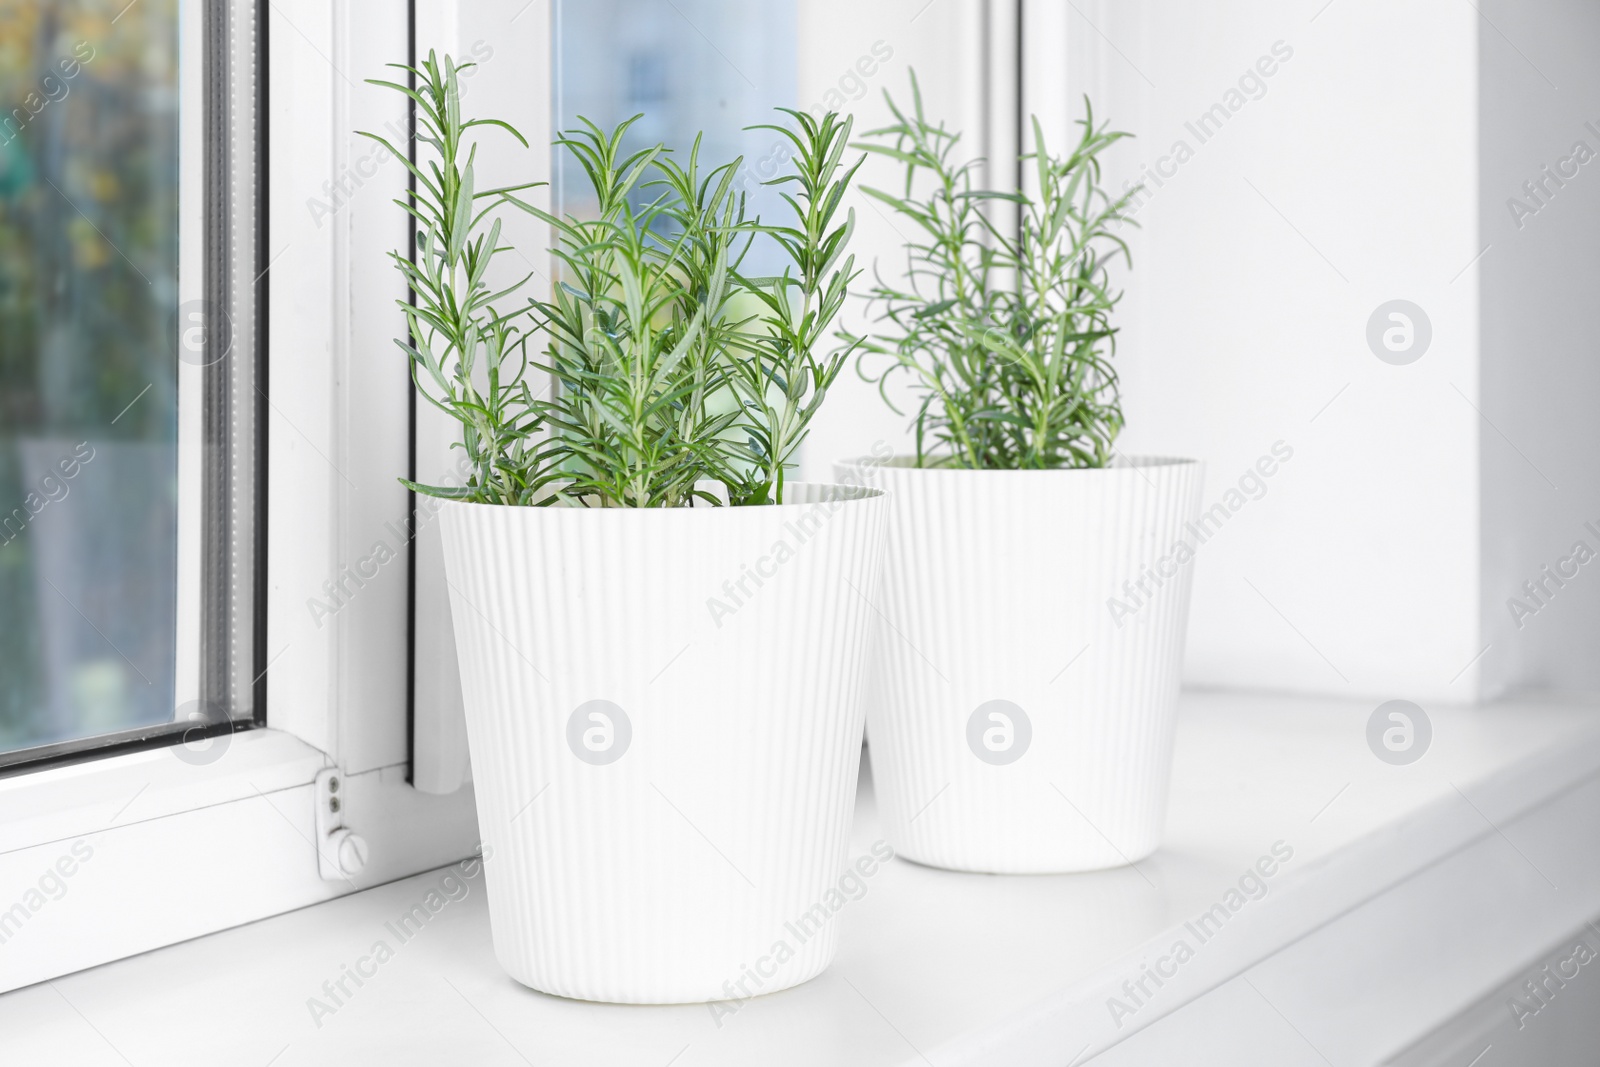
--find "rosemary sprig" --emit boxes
[850,71,1139,470]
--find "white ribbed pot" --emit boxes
[835,457,1203,874]
[438,484,887,1003]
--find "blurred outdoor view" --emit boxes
[555,0,797,275]
[0,0,179,754]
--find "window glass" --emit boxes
[0,0,179,754]
[555,0,798,273]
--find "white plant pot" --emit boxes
[438,484,887,1003]
[835,457,1203,874]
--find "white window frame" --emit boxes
[0,0,548,994]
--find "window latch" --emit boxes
[314,768,369,881]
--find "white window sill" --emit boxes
[3,690,1597,1065]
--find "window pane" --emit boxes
[555,0,797,272]
[0,1,179,753]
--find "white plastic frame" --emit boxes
[0,0,553,994]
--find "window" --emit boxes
[1,0,499,996]
[0,0,260,772]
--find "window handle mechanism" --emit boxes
[315,768,369,880]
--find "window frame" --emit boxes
[0,0,554,993]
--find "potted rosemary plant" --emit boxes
[367,54,885,1003]
[837,76,1202,874]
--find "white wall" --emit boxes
[1477,0,1600,699]
[1088,0,1600,704]
[1110,1,1485,704]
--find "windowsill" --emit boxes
[5,690,1599,1065]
